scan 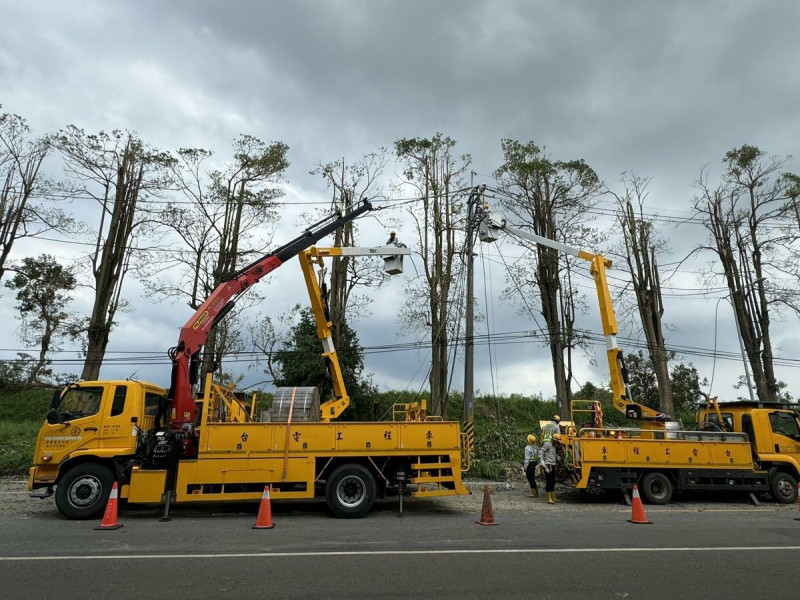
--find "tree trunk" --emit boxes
[329,189,354,349]
[80,143,141,381]
[28,319,54,385]
[395,135,467,418]
[81,313,112,381]
[493,141,601,418]
[615,181,674,416]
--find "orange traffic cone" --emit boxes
[627,484,652,525]
[253,485,275,529]
[795,482,800,522]
[475,485,498,526]
[94,481,123,530]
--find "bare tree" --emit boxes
[611,173,674,416]
[146,136,289,382]
[0,111,55,282]
[56,127,175,380]
[310,150,390,346]
[493,139,602,418]
[693,145,799,402]
[783,173,800,230]
[394,133,470,416]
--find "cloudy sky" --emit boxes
[1,0,799,404]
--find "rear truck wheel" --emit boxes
[325,464,376,519]
[54,463,114,520]
[769,471,798,504]
[639,471,673,505]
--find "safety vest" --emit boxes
[541,421,559,442]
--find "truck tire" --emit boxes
[639,472,673,505]
[325,464,376,519]
[769,471,798,504]
[55,463,114,520]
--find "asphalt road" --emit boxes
[2,490,800,599]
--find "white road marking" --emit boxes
[2,546,799,561]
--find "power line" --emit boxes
[9,196,424,255]
[482,187,793,229]
[28,191,429,207]
[5,327,798,369]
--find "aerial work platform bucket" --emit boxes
[383,254,404,275]
[479,219,500,243]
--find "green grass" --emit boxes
[469,458,507,480]
[0,388,53,422]
[0,388,50,476]
[0,420,40,476]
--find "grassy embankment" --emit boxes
[0,388,51,476]
[0,385,568,479]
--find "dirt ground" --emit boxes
[1,476,576,518]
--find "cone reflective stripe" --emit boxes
[476,485,498,526]
[795,482,800,522]
[94,481,123,530]
[253,485,275,529]
[627,484,652,525]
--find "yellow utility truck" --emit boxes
[572,400,800,504]
[30,202,469,519]
[478,198,800,505]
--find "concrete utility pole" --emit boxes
[463,189,476,422]
[463,185,485,439]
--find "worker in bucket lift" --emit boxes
[522,434,540,498]
[385,232,407,272]
[541,433,562,504]
[541,414,561,442]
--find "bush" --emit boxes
[474,417,519,461]
[469,458,505,480]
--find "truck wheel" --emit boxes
[769,471,798,504]
[640,472,673,505]
[55,463,114,520]
[325,464,376,519]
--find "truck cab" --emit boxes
[29,380,167,518]
[697,402,800,503]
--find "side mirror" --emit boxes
[46,389,62,424]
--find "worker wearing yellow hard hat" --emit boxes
[541,432,561,504]
[541,414,561,443]
[522,434,540,498]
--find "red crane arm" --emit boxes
[167,200,373,431]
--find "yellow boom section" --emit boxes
[480,213,668,426]
[298,245,412,421]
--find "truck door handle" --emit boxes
[774,443,780,453]
[84,427,98,432]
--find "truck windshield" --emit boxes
[769,412,800,442]
[144,392,164,416]
[55,386,104,423]
[706,412,734,431]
